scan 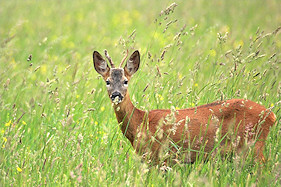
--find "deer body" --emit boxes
[93,50,276,164]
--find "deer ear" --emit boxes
[124,50,140,76]
[93,51,110,76]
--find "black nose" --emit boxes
[111,92,123,102]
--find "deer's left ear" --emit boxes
[124,50,140,76]
[93,51,110,77]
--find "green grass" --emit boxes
[0,0,281,186]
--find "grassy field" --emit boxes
[0,0,281,186]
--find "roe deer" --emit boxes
[93,50,276,164]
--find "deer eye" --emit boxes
[124,80,128,85]
[106,80,110,85]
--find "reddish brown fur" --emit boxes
[113,94,276,163]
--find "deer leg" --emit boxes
[254,141,266,163]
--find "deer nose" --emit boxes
[111,92,123,102]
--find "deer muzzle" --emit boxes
[111,92,124,104]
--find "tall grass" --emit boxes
[0,0,280,186]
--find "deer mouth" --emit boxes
[111,92,124,104]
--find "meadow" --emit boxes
[0,0,281,186]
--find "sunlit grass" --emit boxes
[0,0,280,186]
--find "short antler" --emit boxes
[119,49,129,68]
[104,50,115,68]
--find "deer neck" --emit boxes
[112,93,145,145]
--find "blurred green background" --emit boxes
[0,0,280,186]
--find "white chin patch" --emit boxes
[113,96,121,105]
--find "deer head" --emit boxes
[93,50,140,104]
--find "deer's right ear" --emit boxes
[93,51,110,76]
